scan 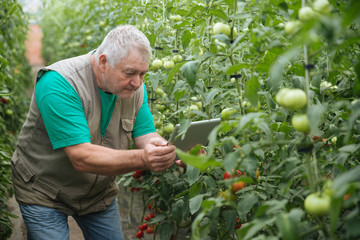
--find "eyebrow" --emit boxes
[124,68,149,74]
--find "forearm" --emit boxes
[64,143,146,175]
[64,136,176,175]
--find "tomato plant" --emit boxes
[0,0,32,239]
[37,0,360,239]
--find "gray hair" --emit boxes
[95,25,152,67]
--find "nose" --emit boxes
[130,75,142,88]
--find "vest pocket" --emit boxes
[15,161,34,183]
[121,118,134,131]
[121,118,134,142]
[14,154,60,200]
[32,178,60,200]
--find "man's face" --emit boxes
[101,50,149,98]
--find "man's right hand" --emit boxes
[141,138,176,172]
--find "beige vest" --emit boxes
[11,51,144,215]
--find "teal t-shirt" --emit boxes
[35,71,156,149]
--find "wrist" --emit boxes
[139,149,148,170]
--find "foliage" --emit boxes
[0,0,32,238]
[40,0,360,239]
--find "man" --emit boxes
[11,25,177,240]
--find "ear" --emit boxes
[98,54,107,73]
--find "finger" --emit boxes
[151,158,174,172]
[175,160,187,168]
[149,138,168,147]
[149,145,175,157]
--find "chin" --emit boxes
[116,91,134,99]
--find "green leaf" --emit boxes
[226,63,251,75]
[172,199,185,224]
[237,193,258,219]
[180,61,198,87]
[187,165,201,186]
[174,89,185,101]
[175,118,192,140]
[307,103,326,136]
[338,144,360,154]
[181,30,195,49]
[330,197,343,234]
[276,212,301,240]
[164,62,186,85]
[332,165,360,197]
[342,0,360,27]
[187,5,204,17]
[189,194,204,215]
[208,9,229,21]
[223,0,235,9]
[159,222,175,240]
[148,72,161,91]
[268,48,300,91]
[176,149,222,171]
[223,151,239,173]
[204,88,220,106]
[244,77,259,107]
[223,209,237,234]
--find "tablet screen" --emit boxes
[168,118,221,151]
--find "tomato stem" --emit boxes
[128,191,134,228]
[301,0,311,107]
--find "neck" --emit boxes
[91,54,103,89]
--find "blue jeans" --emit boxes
[19,199,124,240]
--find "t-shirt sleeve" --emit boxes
[132,83,156,138]
[35,71,91,149]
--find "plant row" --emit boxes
[40,0,360,239]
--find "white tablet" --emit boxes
[168,118,221,151]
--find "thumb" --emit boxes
[149,138,168,147]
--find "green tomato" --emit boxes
[163,60,174,70]
[221,108,237,120]
[291,114,310,132]
[163,123,174,134]
[244,101,261,113]
[298,7,316,21]
[304,192,331,216]
[313,0,331,14]
[331,136,337,145]
[322,180,334,197]
[99,21,106,28]
[231,27,238,39]
[275,88,291,106]
[189,104,199,111]
[5,109,13,116]
[281,89,307,110]
[212,22,231,37]
[154,120,163,128]
[184,105,199,118]
[172,54,183,63]
[170,14,182,22]
[151,59,163,69]
[157,128,164,136]
[155,88,166,97]
[284,21,301,34]
[218,189,236,201]
[195,101,203,109]
[155,104,165,111]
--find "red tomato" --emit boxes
[136,230,143,238]
[232,181,246,193]
[223,171,232,180]
[138,223,148,231]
